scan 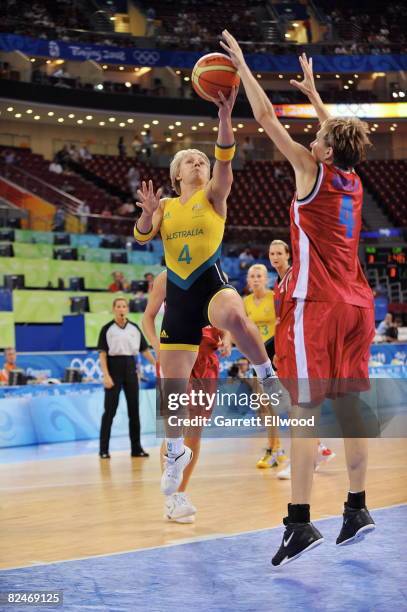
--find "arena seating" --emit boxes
[358,160,407,226]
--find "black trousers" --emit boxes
[100,356,141,454]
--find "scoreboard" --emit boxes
[365,247,407,281]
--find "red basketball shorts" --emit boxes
[275,300,375,406]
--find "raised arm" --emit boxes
[141,270,167,355]
[220,30,315,175]
[205,86,238,218]
[134,180,164,244]
[290,53,330,125]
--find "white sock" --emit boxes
[166,437,184,458]
[253,360,274,379]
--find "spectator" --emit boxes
[55,145,70,170]
[69,145,80,162]
[4,149,15,164]
[101,205,112,217]
[241,136,254,163]
[131,136,142,159]
[144,272,155,293]
[239,247,255,271]
[53,206,65,231]
[376,312,393,335]
[78,146,92,161]
[127,166,140,197]
[142,129,153,158]
[0,347,17,384]
[49,160,63,174]
[77,200,90,232]
[145,6,156,37]
[118,136,126,157]
[108,271,129,292]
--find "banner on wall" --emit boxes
[1,34,407,73]
[0,345,405,386]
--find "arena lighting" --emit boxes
[257,74,262,79]
[55,59,64,65]
[374,123,379,127]
[168,125,174,130]
[177,132,183,137]
[232,127,237,132]
[198,121,205,126]
[46,60,51,64]
[344,85,349,90]
[348,80,354,84]
[297,74,301,79]
[307,124,312,128]
[68,113,75,118]
[152,120,159,125]
[140,130,146,136]
[102,65,108,69]
[316,74,321,78]
[119,66,124,71]
[85,115,93,120]
[165,137,172,142]
[293,22,299,27]
[96,83,103,90]
[175,121,182,126]
[372,72,386,77]
[109,117,116,122]
[144,123,150,128]
[137,67,151,77]
[273,102,406,119]
[392,123,398,127]
[15,113,22,118]
[285,33,291,38]
[284,124,290,129]
[99,121,105,126]
[399,92,406,98]
[184,76,190,81]
[34,115,40,120]
[392,92,399,98]
[175,70,181,75]
[237,123,244,128]
[30,58,35,62]
[58,118,64,123]
[125,82,131,87]
[304,127,309,132]
[354,74,359,78]
[278,74,283,79]
[26,109,33,114]
[335,74,340,78]
[212,126,218,131]
[153,143,158,148]
[258,127,264,132]
[7,106,13,111]
[127,118,134,123]
[390,126,396,131]
[48,111,54,116]
[77,119,83,124]
[191,126,197,130]
[119,122,125,127]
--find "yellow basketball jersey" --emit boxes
[160,189,225,289]
[243,290,276,342]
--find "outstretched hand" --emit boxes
[219,29,246,70]
[290,53,317,99]
[136,180,163,217]
[213,86,238,119]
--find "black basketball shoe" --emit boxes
[336,504,375,546]
[271,518,324,567]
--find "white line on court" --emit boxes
[1,502,405,572]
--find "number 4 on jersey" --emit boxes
[178,244,192,264]
[339,195,355,238]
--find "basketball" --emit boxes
[191,52,240,102]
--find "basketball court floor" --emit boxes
[1,436,406,610]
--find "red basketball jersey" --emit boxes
[286,162,373,307]
[273,266,293,318]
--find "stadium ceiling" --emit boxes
[0,100,405,139]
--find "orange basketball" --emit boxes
[191,52,240,103]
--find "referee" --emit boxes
[98,297,155,459]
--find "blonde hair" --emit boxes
[169,149,210,195]
[247,263,268,279]
[270,239,290,255]
[320,117,371,169]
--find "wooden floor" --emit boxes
[1,438,406,569]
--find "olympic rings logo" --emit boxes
[132,50,160,65]
[70,357,102,379]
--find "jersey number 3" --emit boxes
[339,195,355,238]
[178,244,192,264]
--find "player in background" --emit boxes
[142,270,232,523]
[243,263,287,468]
[269,240,335,480]
[134,88,277,499]
[221,32,375,566]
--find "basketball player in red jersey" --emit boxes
[222,32,375,566]
[142,270,231,523]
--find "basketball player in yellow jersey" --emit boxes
[243,264,287,469]
[134,87,278,497]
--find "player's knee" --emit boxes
[347,451,367,472]
[225,308,250,337]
